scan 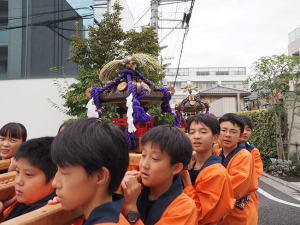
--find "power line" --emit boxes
[173,27,189,87]
[0,13,93,31]
[173,0,195,87]
[5,6,93,23]
[158,21,181,44]
[134,6,151,20]
[46,25,73,41]
[134,7,151,25]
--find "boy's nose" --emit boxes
[194,132,201,139]
[52,173,61,189]
[140,159,150,169]
[15,176,24,186]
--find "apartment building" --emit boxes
[165,67,249,106]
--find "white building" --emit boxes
[165,67,249,106]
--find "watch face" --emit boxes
[128,212,138,222]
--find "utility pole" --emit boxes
[150,0,159,34]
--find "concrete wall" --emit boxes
[209,97,236,117]
[288,37,300,55]
[286,97,300,155]
[0,78,76,139]
[94,0,133,32]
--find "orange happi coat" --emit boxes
[218,146,258,225]
[184,156,235,225]
[135,176,197,225]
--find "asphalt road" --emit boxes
[258,177,300,225]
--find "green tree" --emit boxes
[284,56,300,160]
[51,1,164,120]
[245,55,293,159]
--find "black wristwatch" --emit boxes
[125,211,140,224]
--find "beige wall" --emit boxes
[288,38,300,55]
[201,95,247,112]
[286,97,300,155]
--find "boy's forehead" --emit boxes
[145,141,162,152]
[16,158,39,171]
[220,121,240,130]
[245,124,251,129]
[190,121,209,129]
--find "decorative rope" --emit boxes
[90,72,127,117]
[125,128,136,150]
[175,104,186,128]
[90,68,177,149]
[159,87,180,126]
[175,96,210,124]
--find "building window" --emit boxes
[206,82,215,89]
[193,82,202,89]
[216,71,229,75]
[0,20,8,26]
[174,82,182,89]
[1,0,93,80]
[0,62,7,73]
[221,81,247,89]
[196,71,209,76]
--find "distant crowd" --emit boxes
[0,113,262,225]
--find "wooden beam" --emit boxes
[0,172,15,183]
[129,153,141,166]
[0,182,15,202]
[0,159,11,171]
[1,203,83,225]
[0,152,196,224]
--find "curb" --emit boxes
[262,172,300,193]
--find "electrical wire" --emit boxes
[173,26,189,87]
[158,21,181,44]
[134,7,151,25]
[173,0,195,87]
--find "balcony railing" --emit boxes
[289,26,300,44]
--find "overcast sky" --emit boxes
[126,0,300,75]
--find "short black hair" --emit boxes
[51,118,129,194]
[57,121,73,133]
[0,122,27,141]
[141,125,193,168]
[239,115,253,131]
[14,137,56,184]
[219,113,244,134]
[187,114,220,135]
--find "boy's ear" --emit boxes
[96,167,110,185]
[213,134,219,144]
[172,163,183,175]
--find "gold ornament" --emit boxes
[141,81,150,91]
[117,82,128,92]
[167,86,175,96]
[86,87,92,98]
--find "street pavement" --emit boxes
[262,172,300,193]
[258,172,300,224]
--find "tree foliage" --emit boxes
[51,1,164,120]
[245,54,300,160]
[236,110,288,167]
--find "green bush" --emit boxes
[287,164,300,177]
[236,109,288,168]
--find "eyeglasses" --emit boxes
[220,129,239,136]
